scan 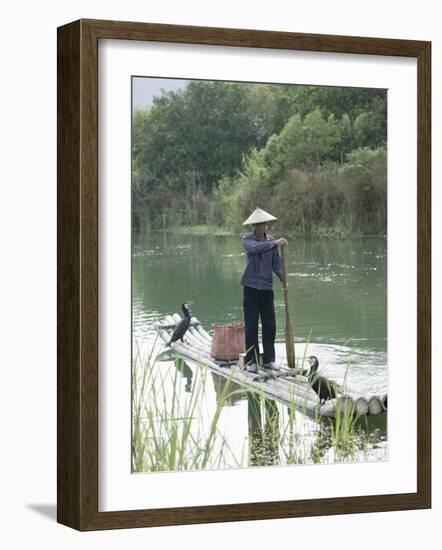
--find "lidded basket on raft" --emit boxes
[211,321,245,361]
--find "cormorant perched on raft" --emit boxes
[166,302,192,347]
[305,356,340,404]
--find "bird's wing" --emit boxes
[173,319,188,339]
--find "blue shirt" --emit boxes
[240,232,283,290]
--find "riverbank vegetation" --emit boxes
[132,343,383,472]
[132,81,387,237]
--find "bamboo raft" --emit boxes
[153,314,388,419]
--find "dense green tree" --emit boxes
[132,79,387,235]
[238,108,341,186]
[133,81,263,193]
[289,86,386,121]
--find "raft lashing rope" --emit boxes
[153,315,387,419]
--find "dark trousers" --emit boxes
[243,286,276,365]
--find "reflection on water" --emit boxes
[134,338,387,471]
[248,394,280,467]
[133,232,387,351]
[132,231,388,471]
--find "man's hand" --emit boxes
[275,238,288,247]
[282,282,289,291]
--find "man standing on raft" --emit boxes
[240,207,288,373]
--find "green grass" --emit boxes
[132,335,384,472]
[132,338,245,472]
[165,224,235,236]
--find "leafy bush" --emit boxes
[132,80,387,235]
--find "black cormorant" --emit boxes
[306,356,339,404]
[166,302,192,347]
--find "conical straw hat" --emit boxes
[242,207,278,226]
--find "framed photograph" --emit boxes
[57,19,431,530]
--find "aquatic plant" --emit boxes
[132,337,249,472]
[132,334,386,473]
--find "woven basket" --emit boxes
[211,321,245,361]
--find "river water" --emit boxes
[132,231,388,471]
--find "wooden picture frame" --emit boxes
[57,18,431,530]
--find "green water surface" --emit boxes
[131,231,388,472]
[132,231,387,353]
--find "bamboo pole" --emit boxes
[368,396,384,415]
[280,245,296,368]
[154,317,386,417]
[192,317,212,343]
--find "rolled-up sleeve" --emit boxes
[243,234,276,254]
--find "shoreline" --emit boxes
[136,223,387,239]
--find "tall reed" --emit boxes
[132,335,382,472]
[132,340,243,472]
